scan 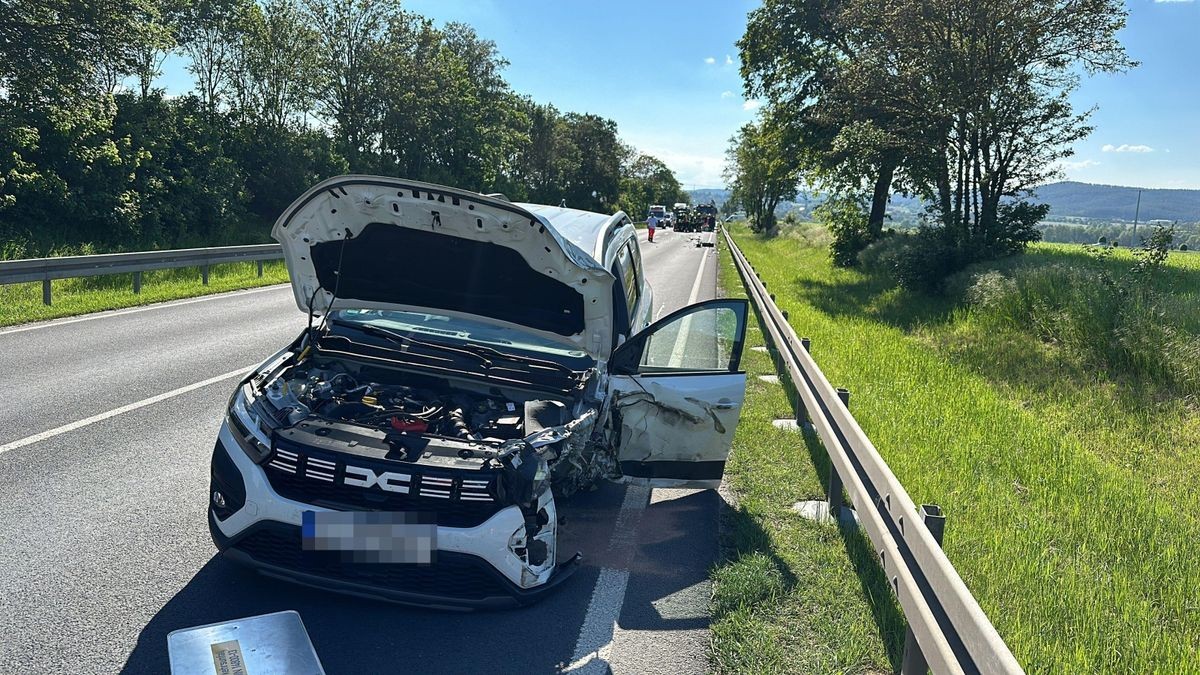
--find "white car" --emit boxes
[208,175,749,609]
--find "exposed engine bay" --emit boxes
[248,355,617,497]
[265,362,535,443]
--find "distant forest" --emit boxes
[1030,182,1200,222]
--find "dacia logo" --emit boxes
[342,465,412,494]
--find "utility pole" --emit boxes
[1132,188,1143,241]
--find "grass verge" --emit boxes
[714,223,1200,672]
[0,260,291,327]
[709,232,895,674]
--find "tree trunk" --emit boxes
[867,161,896,238]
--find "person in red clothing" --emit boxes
[646,213,658,242]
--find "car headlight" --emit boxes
[227,384,273,464]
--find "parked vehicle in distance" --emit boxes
[673,203,697,232]
[696,202,719,232]
[648,204,667,226]
[208,175,750,610]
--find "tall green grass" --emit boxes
[710,235,896,674]
[720,226,1200,672]
[0,260,291,327]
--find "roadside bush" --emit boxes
[818,195,873,267]
[855,229,905,273]
[781,219,834,248]
[888,227,966,292]
[959,258,1200,395]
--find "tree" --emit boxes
[516,102,573,204]
[128,0,192,98]
[891,0,1131,259]
[723,119,801,234]
[618,153,682,221]
[0,0,153,100]
[229,0,318,129]
[558,113,622,212]
[740,0,906,245]
[303,0,401,166]
[0,0,656,259]
[180,0,252,111]
[740,0,1133,275]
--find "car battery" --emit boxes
[167,610,325,675]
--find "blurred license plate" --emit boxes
[301,511,436,563]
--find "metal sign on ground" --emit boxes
[722,227,1023,675]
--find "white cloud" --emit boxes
[742,98,762,111]
[1154,0,1193,4]
[632,146,727,188]
[720,90,734,99]
[1102,143,1154,153]
[725,54,734,66]
[1060,158,1101,171]
[704,56,716,64]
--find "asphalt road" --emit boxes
[0,226,722,675]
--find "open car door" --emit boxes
[607,299,749,488]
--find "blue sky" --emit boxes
[157,0,1199,190]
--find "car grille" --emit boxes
[264,442,504,528]
[232,524,514,602]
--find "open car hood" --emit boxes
[273,176,616,358]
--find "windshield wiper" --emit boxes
[326,319,488,363]
[328,319,576,374]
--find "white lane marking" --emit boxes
[0,284,290,336]
[0,366,253,456]
[566,484,651,673]
[665,245,711,368]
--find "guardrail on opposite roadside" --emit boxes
[0,244,284,305]
[721,227,1023,675]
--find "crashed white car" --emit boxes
[208,175,749,609]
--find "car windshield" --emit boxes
[329,309,592,361]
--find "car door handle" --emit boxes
[714,400,735,410]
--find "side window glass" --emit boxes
[616,242,638,317]
[635,300,746,373]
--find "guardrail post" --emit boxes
[133,271,142,294]
[201,264,210,285]
[794,337,813,427]
[827,387,851,516]
[901,505,947,675]
[42,279,51,306]
[256,260,264,277]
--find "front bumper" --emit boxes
[209,423,578,610]
[209,512,580,610]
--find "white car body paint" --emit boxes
[273,175,616,358]
[213,422,556,589]
[608,373,747,489]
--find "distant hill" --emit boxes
[692,181,1200,224]
[688,188,731,206]
[1030,182,1200,222]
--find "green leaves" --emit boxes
[0,0,674,257]
[741,0,1133,285]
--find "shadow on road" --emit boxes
[120,485,635,675]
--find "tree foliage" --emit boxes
[723,119,801,234]
[739,0,1133,280]
[618,151,683,220]
[0,0,680,257]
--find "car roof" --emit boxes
[516,203,628,263]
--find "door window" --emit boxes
[610,299,747,375]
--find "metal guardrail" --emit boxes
[0,244,284,305]
[722,227,1023,675]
